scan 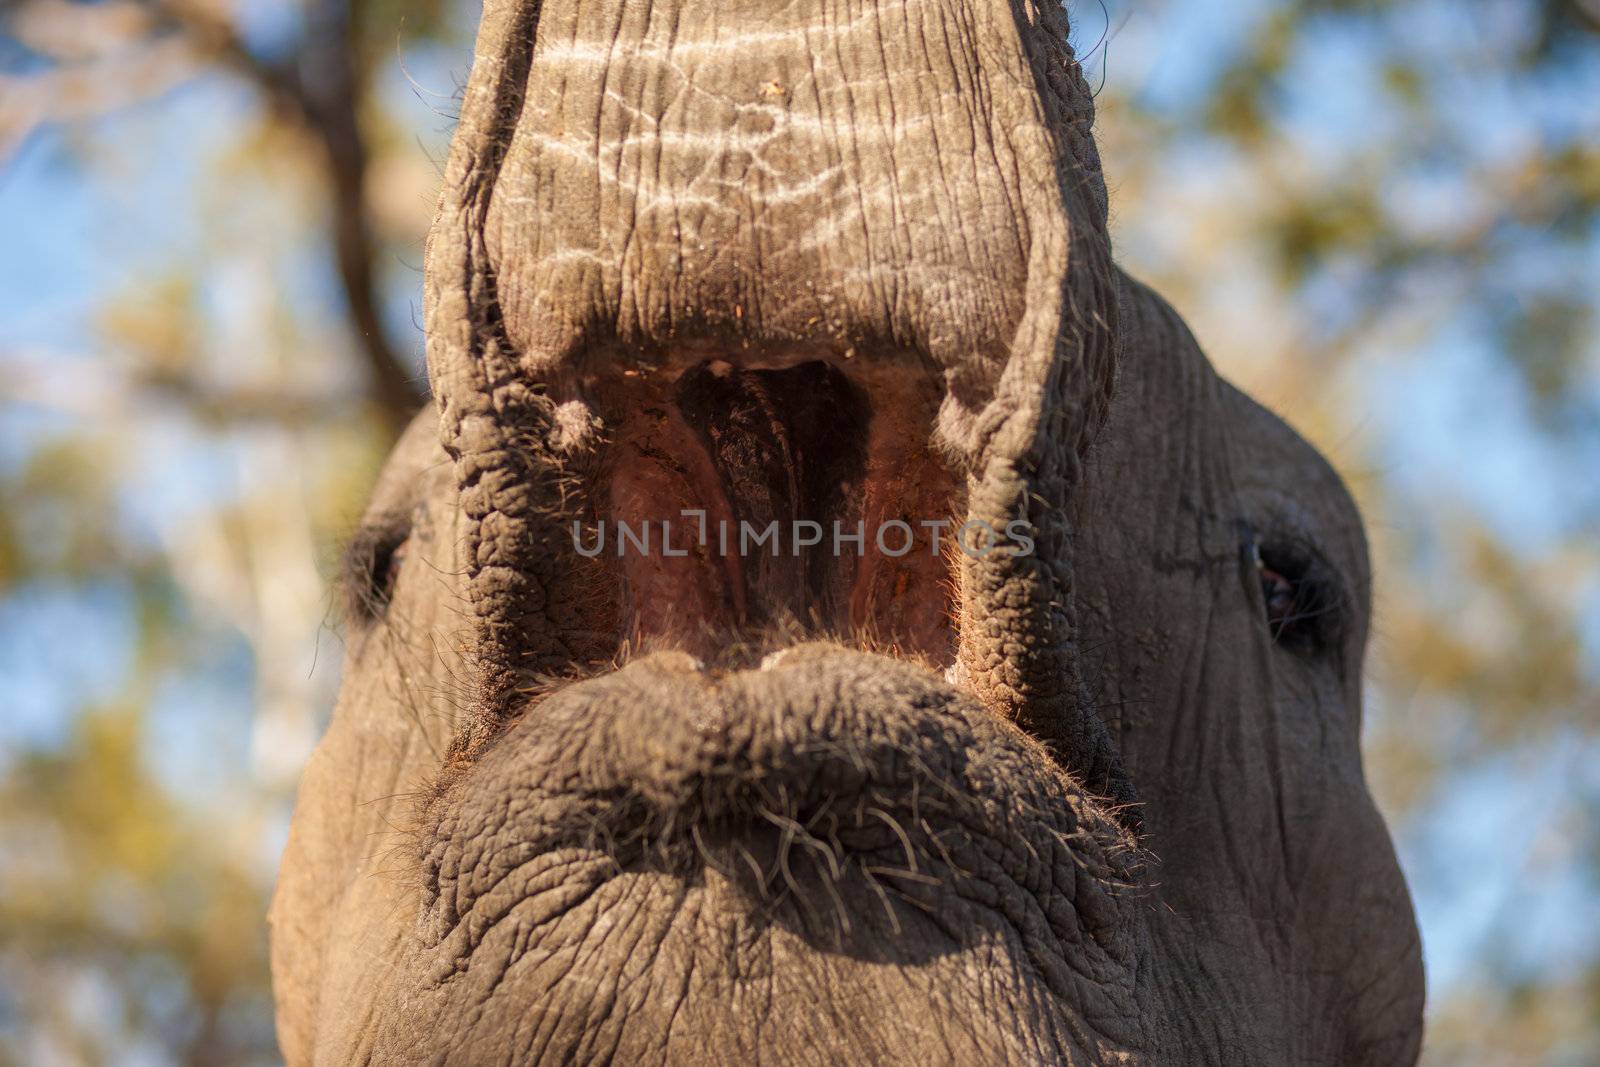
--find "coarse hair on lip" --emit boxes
[439,622,961,774]
[411,643,1149,955]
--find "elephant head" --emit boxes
[269,0,1425,1061]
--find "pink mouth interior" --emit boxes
[597,356,960,663]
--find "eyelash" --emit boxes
[1247,537,1344,652]
[344,522,411,624]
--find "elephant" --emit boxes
[268,0,1426,1062]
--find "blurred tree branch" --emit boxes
[6,349,364,426]
[147,0,421,438]
[2,0,424,438]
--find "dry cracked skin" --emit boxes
[268,1,1426,1063]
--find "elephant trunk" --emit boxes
[424,0,1131,805]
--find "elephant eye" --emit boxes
[376,538,408,600]
[1248,536,1344,652]
[343,515,412,625]
[1260,563,1297,623]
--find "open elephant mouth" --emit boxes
[408,320,1145,1056]
[578,345,965,663]
[405,326,1145,1062]
[428,302,1143,821]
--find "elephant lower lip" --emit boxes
[426,645,1124,914]
[591,347,962,662]
[409,645,1146,1066]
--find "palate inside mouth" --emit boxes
[599,356,960,662]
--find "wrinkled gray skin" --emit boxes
[270,1,1425,1063]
